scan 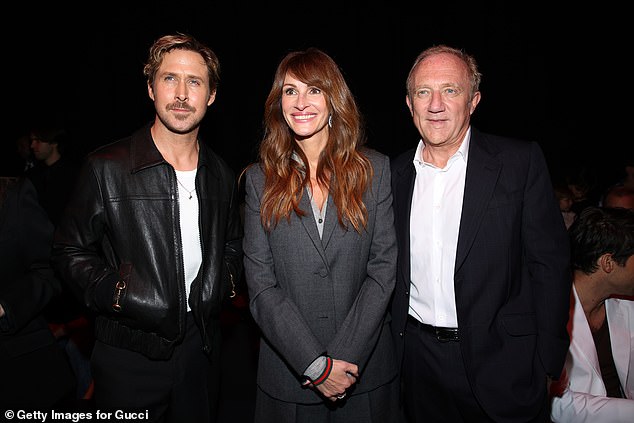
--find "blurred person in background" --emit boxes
[550,206,634,422]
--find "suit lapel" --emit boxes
[393,159,415,290]
[454,134,501,273]
[321,194,337,250]
[299,188,330,266]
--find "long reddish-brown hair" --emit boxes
[257,48,372,233]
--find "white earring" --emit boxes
[328,114,333,128]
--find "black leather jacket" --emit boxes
[52,124,243,359]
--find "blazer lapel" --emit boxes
[321,194,337,250]
[299,188,330,266]
[454,135,501,273]
[393,160,415,290]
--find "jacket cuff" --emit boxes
[309,356,333,386]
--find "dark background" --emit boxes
[1,3,626,419]
[3,2,627,190]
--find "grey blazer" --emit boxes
[243,148,398,404]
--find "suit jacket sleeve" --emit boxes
[243,166,326,373]
[524,142,572,378]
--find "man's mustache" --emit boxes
[167,102,195,112]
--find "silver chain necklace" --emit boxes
[176,178,195,200]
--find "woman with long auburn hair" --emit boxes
[242,48,401,422]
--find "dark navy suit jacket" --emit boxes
[390,127,572,420]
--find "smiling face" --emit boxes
[148,49,216,135]
[281,72,330,143]
[406,52,480,149]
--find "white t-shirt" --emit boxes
[175,169,202,312]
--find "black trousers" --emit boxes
[402,317,549,423]
[91,313,213,423]
[402,317,492,423]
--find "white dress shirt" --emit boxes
[409,130,470,328]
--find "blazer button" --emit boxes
[317,269,328,277]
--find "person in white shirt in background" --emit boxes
[550,206,634,422]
